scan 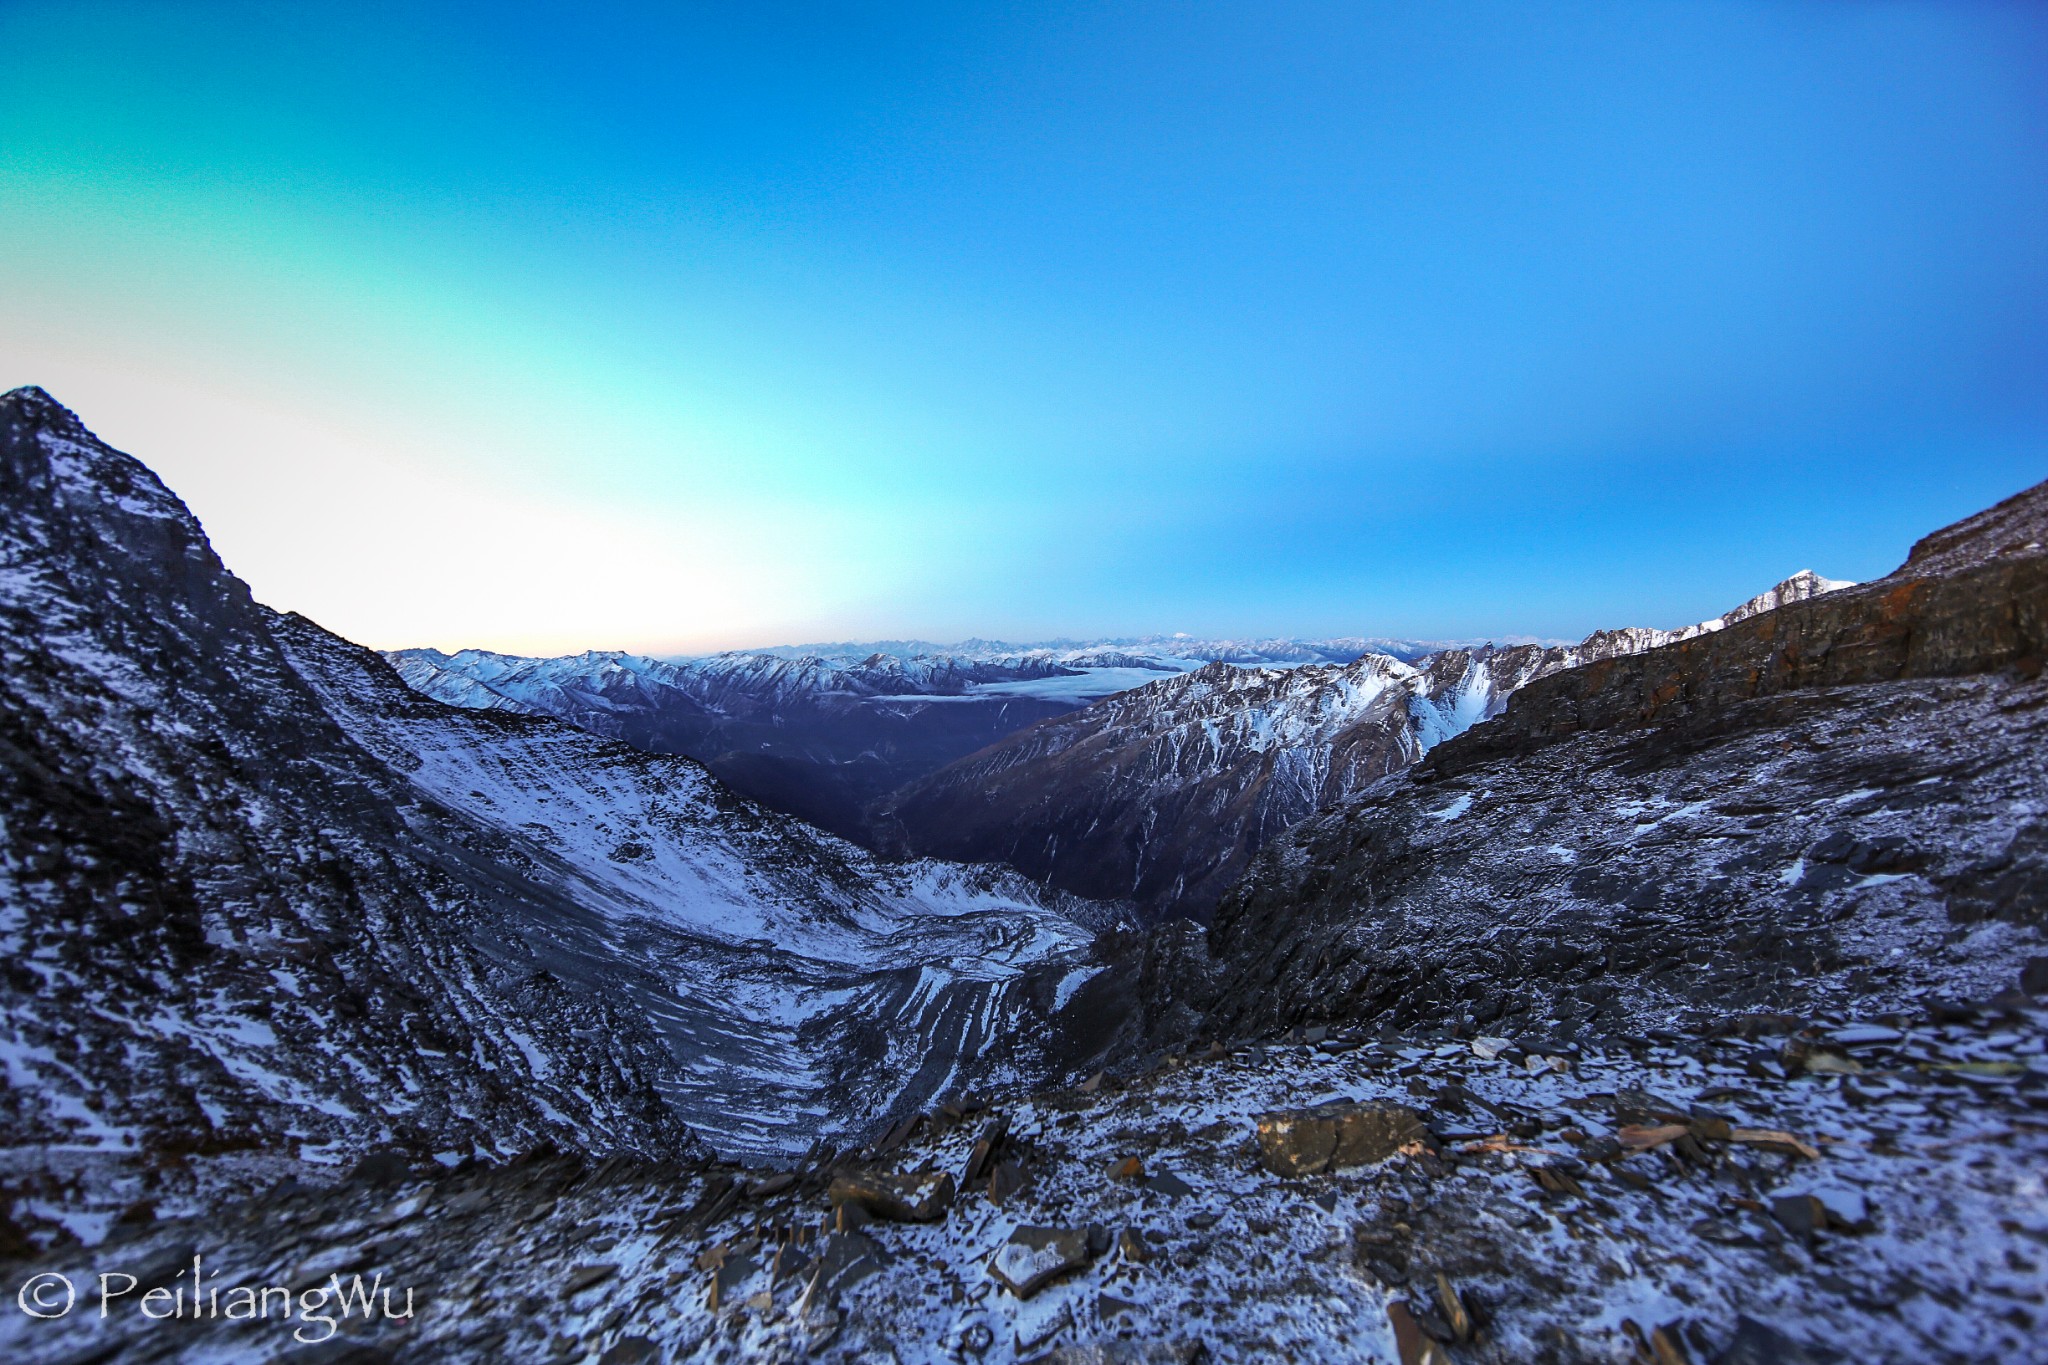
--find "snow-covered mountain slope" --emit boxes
[878,574,1855,923]
[1573,567,1855,662]
[0,387,1117,1248]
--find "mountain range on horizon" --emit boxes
[388,569,1858,919]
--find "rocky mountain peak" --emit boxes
[1893,475,2048,579]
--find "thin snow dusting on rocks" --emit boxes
[2,1005,2042,1362]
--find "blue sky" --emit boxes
[1,2,2043,653]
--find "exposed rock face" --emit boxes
[1139,480,2048,1048]
[0,387,1116,1240]
[1435,507,2044,773]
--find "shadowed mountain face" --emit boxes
[872,572,1854,925]
[385,647,1087,843]
[1110,478,2048,1056]
[380,637,1467,846]
[0,387,1115,1241]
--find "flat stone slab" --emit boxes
[988,1226,1093,1298]
[1254,1100,1427,1176]
[828,1169,955,1222]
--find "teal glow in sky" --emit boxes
[2,2,2044,654]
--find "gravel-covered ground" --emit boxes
[4,990,2041,1364]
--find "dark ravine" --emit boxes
[389,645,1085,844]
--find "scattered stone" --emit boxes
[1622,1318,1694,1365]
[748,1171,798,1198]
[990,1159,1030,1204]
[1186,1212,1219,1231]
[1108,1155,1145,1182]
[811,1231,887,1294]
[1470,1036,1513,1060]
[1117,1227,1150,1264]
[1434,1271,1473,1343]
[1728,1128,1822,1160]
[963,1115,1010,1187]
[828,1169,955,1222]
[1924,998,1979,1025]
[1304,1026,1330,1044]
[876,1113,923,1153]
[1254,1101,1428,1176]
[1612,1089,1691,1125]
[1688,1114,1733,1143]
[1079,1071,1107,1093]
[2023,956,2048,997]
[1828,1025,1903,1048]
[1617,1123,1689,1153]
[1098,1293,1143,1322]
[1140,1170,1195,1199]
[1386,1299,1453,1365]
[1785,1038,1864,1075]
[989,1226,1095,1298]
[598,1337,659,1365]
[1725,1013,1804,1039]
[565,1263,617,1296]
[1772,1194,1830,1243]
[1716,1315,1846,1364]
[1813,1188,1872,1232]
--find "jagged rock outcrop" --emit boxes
[1141,480,2048,1047]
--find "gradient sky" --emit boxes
[2,2,2044,655]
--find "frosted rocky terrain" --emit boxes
[1,383,2043,1364]
[6,1004,2041,1362]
